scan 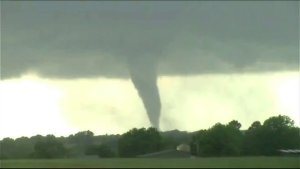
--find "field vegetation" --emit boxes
[1,157,300,168]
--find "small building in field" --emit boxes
[176,144,191,153]
[137,143,192,158]
[137,149,191,158]
[278,149,300,156]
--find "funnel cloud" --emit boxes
[128,55,161,128]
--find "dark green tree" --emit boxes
[96,144,116,158]
[260,115,299,155]
[85,144,115,157]
[228,120,242,130]
[191,121,243,157]
[190,129,211,156]
[14,137,35,158]
[118,127,163,157]
[68,131,94,147]
[0,138,15,159]
[33,135,67,158]
[242,121,263,155]
[67,130,95,156]
[243,115,300,155]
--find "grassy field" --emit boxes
[1,157,299,168]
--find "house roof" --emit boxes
[278,149,300,153]
[137,149,191,158]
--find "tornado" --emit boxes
[127,55,161,129]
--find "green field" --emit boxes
[1,157,299,168]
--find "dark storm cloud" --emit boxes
[1,1,299,79]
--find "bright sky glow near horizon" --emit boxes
[0,1,299,139]
[0,71,299,139]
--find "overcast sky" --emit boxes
[2,1,299,78]
[0,1,299,138]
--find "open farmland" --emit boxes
[1,157,300,168]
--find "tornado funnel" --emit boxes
[127,56,161,129]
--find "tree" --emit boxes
[85,144,115,158]
[69,131,94,147]
[263,115,295,129]
[191,129,211,156]
[14,137,34,158]
[248,121,262,130]
[33,135,67,158]
[118,127,163,157]
[96,144,116,158]
[260,115,300,155]
[242,115,300,155]
[242,121,263,155]
[67,130,95,157]
[191,121,243,157]
[228,120,242,130]
[224,120,243,155]
[0,138,15,159]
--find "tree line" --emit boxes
[0,115,299,159]
[191,115,300,156]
